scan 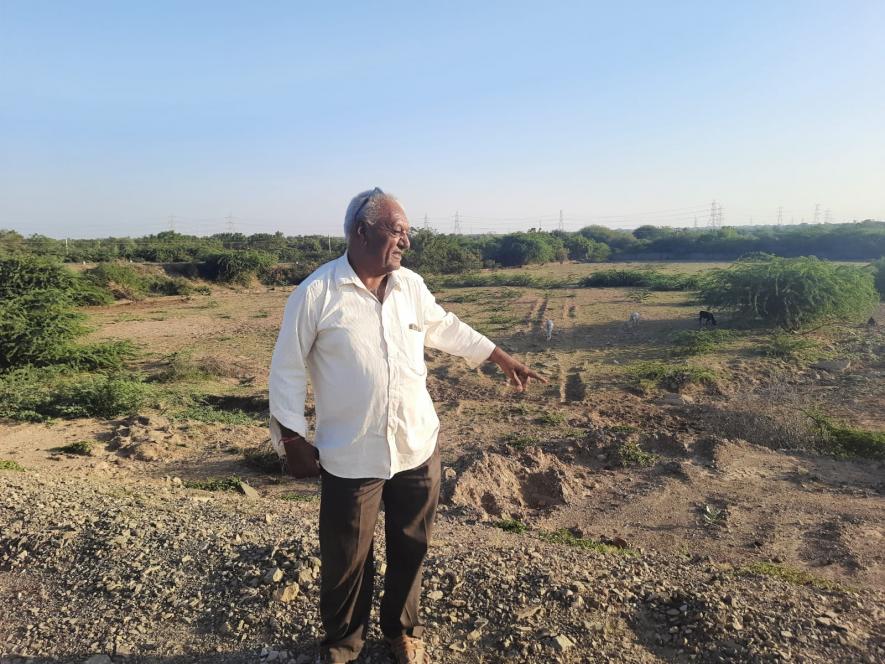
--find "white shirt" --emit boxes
[268,253,496,479]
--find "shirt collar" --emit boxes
[334,253,402,293]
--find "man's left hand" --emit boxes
[488,346,548,392]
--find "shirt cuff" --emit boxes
[464,336,497,369]
[269,413,309,459]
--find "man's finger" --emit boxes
[524,367,548,383]
[510,370,524,391]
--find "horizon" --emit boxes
[2,2,884,237]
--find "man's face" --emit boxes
[362,199,411,272]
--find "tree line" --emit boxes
[1,220,883,274]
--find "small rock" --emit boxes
[264,567,284,584]
[83,656,113,664]
[273,584,300,603]
[551,634,574,652]
[238,482,260,499]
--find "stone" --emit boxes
[654,393,694,406]
[264,567,284,584]
[551,634,575,652]
[83,656,113,664]
[273,583,300,603]
[811,359,851,373]
[238,482,260,499]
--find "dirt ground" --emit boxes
[1,262,883,663]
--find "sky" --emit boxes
[1,1,884,238]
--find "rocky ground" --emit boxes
[1,446,883,663]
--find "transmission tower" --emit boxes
[168,215,176,232]
[558,209,564,232]
[824,208,833,224]
[813,203,821,224]
[777,206,783,226]
[453,211,461,235]
[225,213,235,234]
[708,201,717,228]
[424,213,429,230]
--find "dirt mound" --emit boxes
[444,448,583,517]
[108,414,190,462]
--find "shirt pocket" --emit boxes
[402,321,427,376]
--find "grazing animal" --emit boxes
[699,310,717,328]
[627,312,641,328]
[868,317,877,327]
[544,318,554,341]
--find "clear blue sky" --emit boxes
[1,1,883,238]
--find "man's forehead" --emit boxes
[380,200,410,227]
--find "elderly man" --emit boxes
[269,188,543,664]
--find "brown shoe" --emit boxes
[386,635,429,664]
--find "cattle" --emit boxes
[699,310,717,328]
[544,319,554,341]
[627,312,641,328]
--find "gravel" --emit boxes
[1,471,883,663]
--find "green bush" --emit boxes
[700,256,878,329]
[0,289,85,370]
[59,340,139,371]
[0,255,78,297]
[86,263,196,299]
[580,269,700,291]
[202,250,275,285]
[0,368,153,421]
[0,459,26,472]
[0,255,112,305]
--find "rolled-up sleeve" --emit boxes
[420,280,496,368]
[269,283,318,453]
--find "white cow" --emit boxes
[544,319,554,341]
[627,312,641,329]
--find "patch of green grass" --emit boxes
[0,459,26,472]
[538,529,638,556]
[243,446,284,473]
[252,310,270,318]
[535,410,567,425]
[761,332,820,362]
[739,562,844,591]
[672,329,738,356]
[502,432,540,450]
[807,412,885,459]
[617,440,659,467]
[175,404,261,425]
[627,360,717,391]
[183,475,243,492]
[57,440,95,456]
[495,518,528,534]
[609,424,638,434]
[280,492,318,502]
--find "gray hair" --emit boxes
[343,187,400,243]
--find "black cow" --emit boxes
[699,311,717,328]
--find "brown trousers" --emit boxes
[319,445,440,663]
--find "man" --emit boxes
[268,188,544,664]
